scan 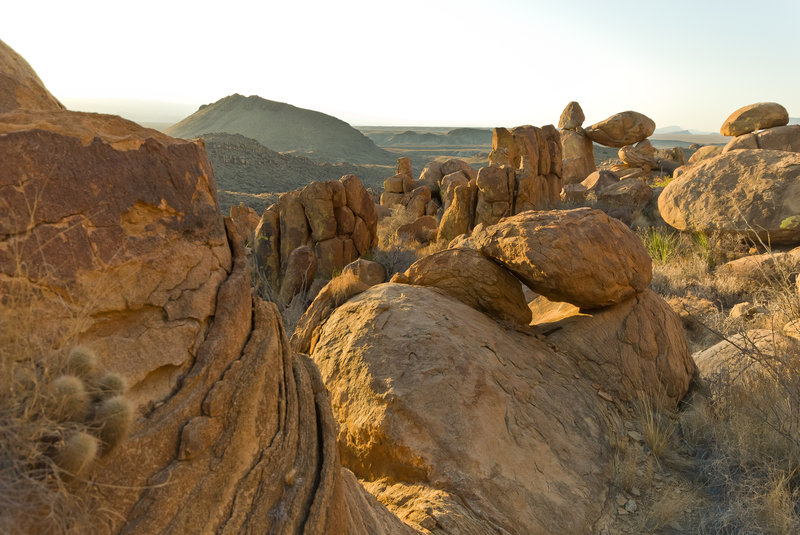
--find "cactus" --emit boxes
[93,396,133,454]
[95,372,127,400]
[47,375,90,423]
[65,346,98,379]
[54,431,98,477]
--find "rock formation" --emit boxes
[720,102,789,137]
[723,124,800,153]
[659,149,800,244]
[0,41,412,534]
[253,174,378,302]
[584,110,656,148]
[436,124,563,243]
[558,101,596,184]
[0,38,65,113]
[303,207,696,533]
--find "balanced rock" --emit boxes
[465,208,652,308]
[659,149,800,245]
[558,101,585,130]
[584,111,656,148]
[401,248,532,325]
[308,283,694,532]
[720,102,789,136]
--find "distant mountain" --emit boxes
[366,127,492,147]
[654,125,692,135]
[201,132,390,212]
[166,94,396,165]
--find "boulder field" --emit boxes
[2,39,699,534]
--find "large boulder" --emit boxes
[464,208,652,308]
[0,39,65,113]
[401,248,532,325]
[723,124,800,153]
[474,164,514,227]
[560,128,595,184]
[688,145,723,164]
[308,283,695,533]
[437,182,476,243]
[658,149,800,244]
[584,111,656,148]
[558,101,585,130]
[720,102,789,136]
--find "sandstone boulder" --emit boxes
[279,245,317,306]
[440,158,477,180]
[558,101,585,130]
[688,145,723,164]
[396,215,437,244]
[658,149,800,244]
[560,128,596,184]
[619,140,657,170]
[595,177,654,225]
[253,206,281,289]
[474,164,514,227]
[584,111,656,148]
[341,258,387,287]
[401,248,532,325]
[581,169,619,193]
[720,102,789,136]
[723,124,800,154]
[396,156,412,178]
[437,182,476,243]
[229,203,259,244]
[308,283,695,533]
[465,208,653,308]
[300,180,337,242]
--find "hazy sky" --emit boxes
[2,0,798,130]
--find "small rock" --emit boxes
[616,494,627,506]
[627,430,643,442]
[624,499,637,513]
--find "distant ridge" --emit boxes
[166,94,396,165]
[366,127,492,147]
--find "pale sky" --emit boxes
[2,0,798,131]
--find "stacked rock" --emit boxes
[380,157,439,219]
[437,124,563,243]
[721,102,799,153]
[254,174,377,305]
[559,101,596,184]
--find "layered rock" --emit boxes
[659,149,800,244]
[584,111,656,148]
[720,102,789,136]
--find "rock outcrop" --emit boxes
[723,124,800,153]
[584,111,656,148]
[254,174,378,301]
[720,102,789,137]
[0,38,65,113]
[0,41,412,534]
[659,149,800,244]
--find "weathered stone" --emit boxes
[328,180,346,208]
[619,140,658,170]
[688,145,723,164]
[510,125,541,174]
[278,190,310,273]
[440,171,469,210]
[560,129,596,184]
[352,216,371,256]
[466,208,652,308]
[559,101,585,130]
[396,156,412,178]
[720,102,789,136]
[542,124,562,177]
[440,158,477,181]
[584,111,656,147]
[581,169,619,193]
[475,165,514,227]
[342,237,358,266]
[437,183,476,243]
[341,258,387,287]
[418,160,443,193]
[488,127,517,167]
[424,199,438,216]
[595,177,654,225]
[723,124,800,153]
[380,191,404,207]
[300,180,337,242]
[562,183,588,205]
[341,174,378,230]
[279,245,317,306]
[314,237,345,278]
[405,186,431,219]
[396,215,438,244]
[383,174,406,194]
[402,248,532,325]
[254,206,281,289]
[334,205,356,235]
[659,149,800,245]
[229,203,259,245]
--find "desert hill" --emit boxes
[166,94,396,165]
[201,132,391,211]
[364,127,492,147]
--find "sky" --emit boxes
[1,0,798,131]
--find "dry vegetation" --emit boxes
[611,226,800,534]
